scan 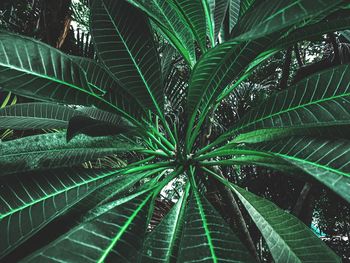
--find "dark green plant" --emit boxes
[1,0,350,262]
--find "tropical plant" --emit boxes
[1,0,350,262]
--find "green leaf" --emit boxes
[229,0,241,32]
[124,0,196,66]
[231,125,350,144]
[201,0,215,47]
[213,0,229,41]
[219,64,350,143]
[73,56,147,122]
[233,0,343,41]
[231,184,340,262]
[142,187,189,262]
[141,183,190,262]
[238,0,257,19]
[0,132,141,175]
[177,172,256,262]
[160,44,177,78]
[23,192,153,262]
[0,103,82,130]
[186,36,276,152]
[66,115,137,142]
[0,168,147,258]
[170,0,209,50]
[249,137,350,203]
[274,10,350,50]
[0,31,101,106]
[77,106,133,126]
[90,0,164,115]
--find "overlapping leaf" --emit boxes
[274,10,350,50]
[231,184,340,262]
[141,184,189,262]
[0,168,147,258]
[171,0,209,50]
[229,0,241,32]
[177,175,255,262]
[0,132,141,175]
[0,31,102,107]
[78,106,132,126]
[219,64,350,143]
[90,0,164,115]
[186,36,276,152]
[233,0,343,41]
[238,0,257,19]
[73,56,147,121]
[213,0,229,41]
[0,103,83,130]
[249,137,350,203]
[23,192,153,262]
[124,0,196,66]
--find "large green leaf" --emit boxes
[73,56,147,122]
[77,106,132,126]
[213,0,229,41]
[238,0,257,19]
[229,0,241,32]
[0,31,102,107]
[23,192,153,262]
[0,103,82,130]
[177,172,255,262]
[141,183,190,262]
[228,125,350,144]
[233,0,344,41]
[231,184,340,262]
[185,36,276,152]
[0,168,148,258]
[249,137,350,203]
[170,0,210,50]
[0,132,141,175]
[274,10,350,50]
[124,0,196,66]
[218,64,350,143]
[90,0,164,115]
[197,146,294,173]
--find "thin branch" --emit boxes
[278,47,293,90]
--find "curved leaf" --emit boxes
[274,10,350,50]
[72,56,147,122]
[233,0,343,41]
[170,0,209,50]
[220,64,350,142]
[186,36,276,152]
[0,132,141,175]
[0,31,101,106]
[0,103,82,130]
[249,137,350,203]
[90,0,164,115]
[213,0,229,41]
[178,172,256,262]
[78,106,132,126]
[231,184,340,262]
[141,183,190,262]
[238,0,257,19]
[124,0,196,66]
[0,168,147,258]
[23,192,153,262]
[229,0,241,32]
